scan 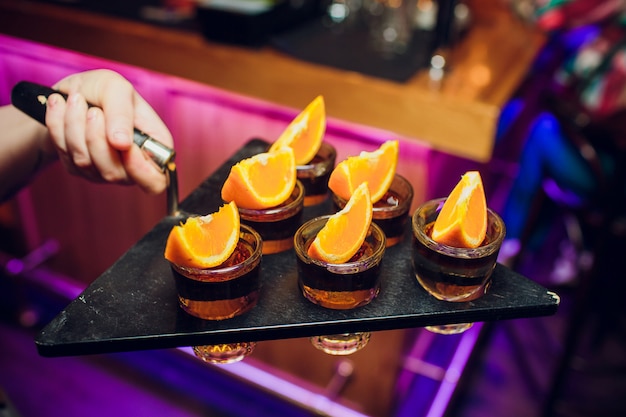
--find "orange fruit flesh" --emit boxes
[328,140,398,204]
[269,95,326,165]
[308,182,373,264]
[431,171,488,249]
[164,201,241,269]
[221,147,296,210]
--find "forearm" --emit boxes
[0,105,56,202]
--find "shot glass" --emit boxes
[239,180,305,254]
[169,223,263,363]
[333,174,414,247]
[297,142,337,206]
[294,215,386,355]
[193,342,256,365]
[411,198,505,334]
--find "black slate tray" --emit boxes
[35,139,560,357]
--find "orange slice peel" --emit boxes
[269,95,326,165]
[328,140,399,203]
[431,171,488,249]
[221,147,297,210]
[164,201,240,269]
[308,182,373,264]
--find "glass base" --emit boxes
[384,234,405,247]
[303,193,329,207]
[193,342,256,364]
[262,236,294,254]
[178,293,259,321]
[301,285,380,310]
[416,275,492,302]
[425,323,474,335]
[310,332,371,355]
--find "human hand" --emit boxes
[44,69,174,194]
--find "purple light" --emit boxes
[425,323,483,417]
[178,347,371,417]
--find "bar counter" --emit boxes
[0,0,544,162]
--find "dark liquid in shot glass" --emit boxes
[373,189,409,246]
[172,240,261,320]
[297,239,382,310]
[298,153,333,205]
[412,222,497,302]
[239,181,304,254]
[333,175,412,247]
[297,142,336,206]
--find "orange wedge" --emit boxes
[308,182,373,264]
[431,171,488,248]
[164,201,240,269]
[268,95,326,165]
[221,147,296,210]
[328,140,398,203]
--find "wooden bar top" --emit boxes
[0,0,544,162]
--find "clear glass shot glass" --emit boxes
[309,332,371,356]
[333,174,414,247]
[169,223,263,363]
[193,342,256,365]
[411,198,505,334]
[297,142,337,206]
[294,215,386,355]
[239,180,305,254]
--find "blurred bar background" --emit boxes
[1,1,625,416]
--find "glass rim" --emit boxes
[411,197,506,257]
[296,141,337,170]
[332,174,414,214]
[294,214,386,271]
[170,223,262,277]
[238,180,304,218]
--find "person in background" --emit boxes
[0,69,174,203]
[497,0,626,280]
